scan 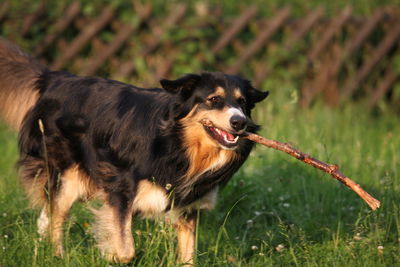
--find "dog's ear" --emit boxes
[242,80,269,112]
[249,87,269,104]
[160,74,202,98]
[244,80,269,103]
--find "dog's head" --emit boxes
[160,72,268,150]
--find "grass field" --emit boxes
[0,104,399,266]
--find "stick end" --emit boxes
[365,197,381,211]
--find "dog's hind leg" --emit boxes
[175,212,197,266]
[41,167,85,256]
[92,195,135,263]
[37,206,50,238]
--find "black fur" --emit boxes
[0,38,271,262]
[18,70,268,209]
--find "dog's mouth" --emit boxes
[200,119,240,149]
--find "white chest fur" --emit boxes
[132,179,218,221]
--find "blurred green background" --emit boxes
[1,0,400,111]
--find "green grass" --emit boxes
[0,104,399,266]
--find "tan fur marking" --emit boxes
[168,186,219,265]
[20,163,47,208]
[234,88,243,99]
[133,179,169,219]
[175,214,197,266]
[91,201,135,263]
[42,166,94,256]
[21,163,96,209]
[0,38,44,130]
[212,86,226,98]
[60,166,96,200]
[179,108,237,197]
[1,89,39,130]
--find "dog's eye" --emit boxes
[207,96,223,105]
[237,97,246,106]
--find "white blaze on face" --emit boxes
[227,107,246,120]
[226,107,246,140]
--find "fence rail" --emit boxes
[1,1,399,108]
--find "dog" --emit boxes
[0,38,268,264]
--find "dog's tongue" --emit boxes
[221,130,235,141]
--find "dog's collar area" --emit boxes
[200,119,240,149]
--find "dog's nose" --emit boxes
[230,115,247,132]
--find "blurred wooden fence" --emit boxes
[1,1,399,108]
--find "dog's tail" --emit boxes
[0,38,47,130]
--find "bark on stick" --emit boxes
[243,132,380,210]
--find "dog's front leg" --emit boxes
[175,212,197,266]
[92,195,135,263]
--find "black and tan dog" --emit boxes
[0,38,268,264]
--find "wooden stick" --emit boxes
[244,132,380,210]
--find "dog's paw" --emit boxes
[53,244,64,258]
[104,251,135,264]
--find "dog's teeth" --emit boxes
[211,126,238,144]
[223,135,238,144]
